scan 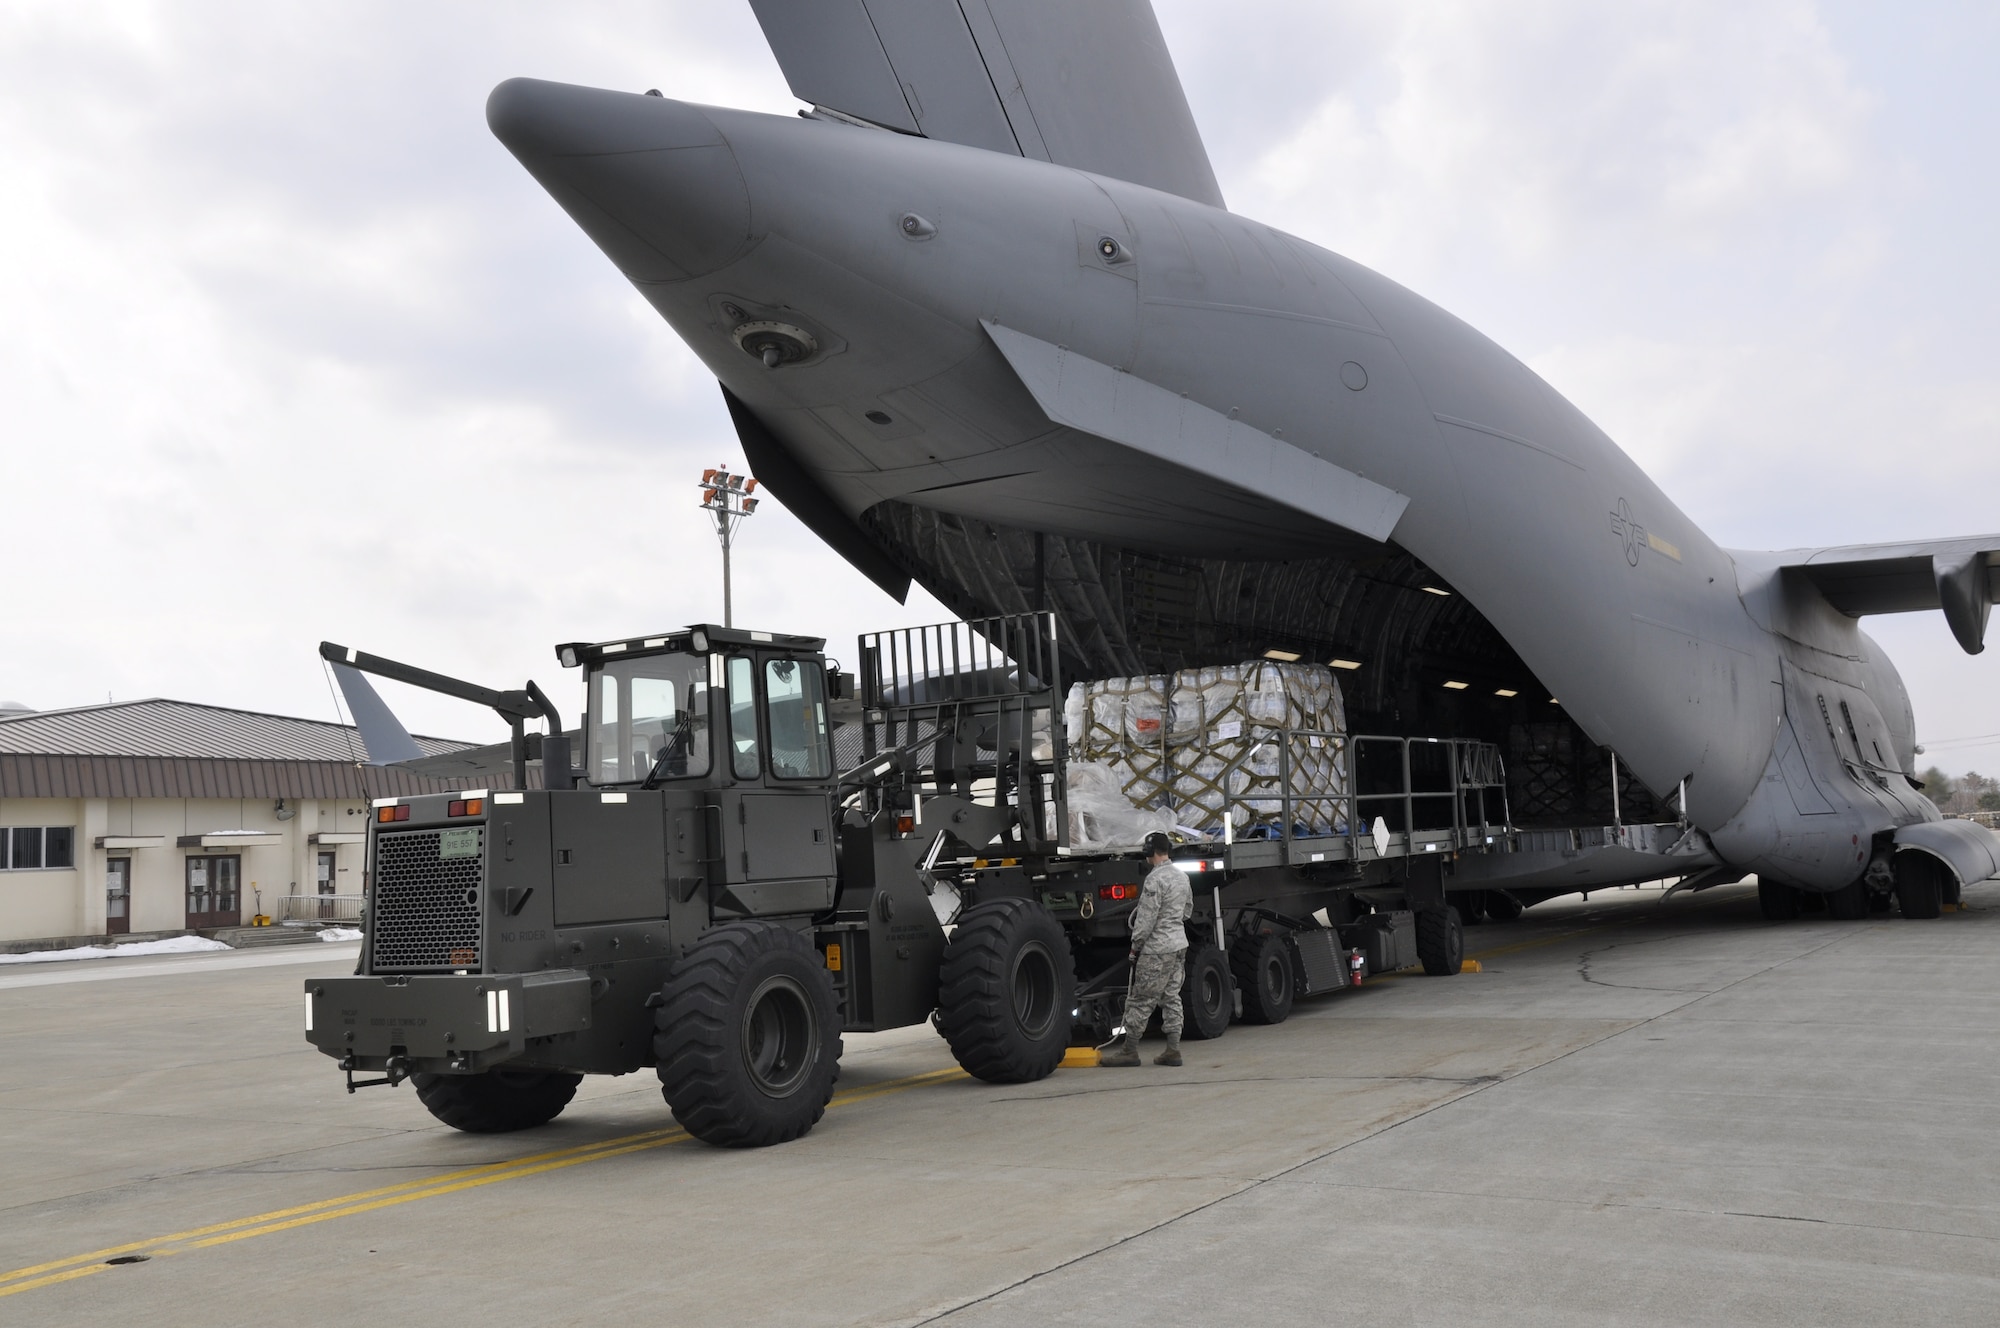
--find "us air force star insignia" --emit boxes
[1609,498,1645,566]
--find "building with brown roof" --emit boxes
[0,699,475,946]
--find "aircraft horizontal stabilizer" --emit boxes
[1774,535,1999,654]
[747,0,1224,209]
[1896,819,2000,888]
[983,321,1410,545]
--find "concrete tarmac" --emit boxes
[3,881,1996,1326]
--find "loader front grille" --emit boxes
[369,827,484,972]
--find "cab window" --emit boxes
[727,656,761,779]
[765,658,831,779]
[586,652,711,784]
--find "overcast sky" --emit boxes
[3,1,1996,772]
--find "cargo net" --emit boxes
[1063,661,1349,852]
[369,827,483,973]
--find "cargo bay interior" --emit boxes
[859,506,1670,832]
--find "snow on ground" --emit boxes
[0,935,232,965]
[317,927,363,942]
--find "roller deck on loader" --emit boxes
[307,613,1662,1146]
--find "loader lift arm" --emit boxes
[318,641,571,791]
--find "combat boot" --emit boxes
[1098,1034,1140,1067]
[1153,1035,1183,1067]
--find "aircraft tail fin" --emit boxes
[1769,535,1998,654]
[747,0,1225,209]
[329,663,427,766]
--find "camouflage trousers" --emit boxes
[1121,946,1185,1040]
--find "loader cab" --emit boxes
[561,625,842,920]
[564,625,834,793]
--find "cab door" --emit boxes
[711,653,837,917]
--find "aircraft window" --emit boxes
[765,658,831,780]
[728,656,761,779]
[585,653,710,784]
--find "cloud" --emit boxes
[1226,0,1871,274]
[0,1,950,740]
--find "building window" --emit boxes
[0,827,74,870]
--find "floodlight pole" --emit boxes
[699,465,761,628]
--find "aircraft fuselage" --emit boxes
[488,78,1939,893]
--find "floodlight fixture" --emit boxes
[699,462,760,627]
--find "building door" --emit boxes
[185,855,241,929]
[106,858,132,935]
[316,851,338,919]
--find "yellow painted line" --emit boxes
[0,1064,968,1301]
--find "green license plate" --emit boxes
[437,827,480,859]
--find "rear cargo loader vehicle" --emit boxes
[306,614,1694,1146]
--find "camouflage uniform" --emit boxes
[1120,861,1194,1040]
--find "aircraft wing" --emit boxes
[1773,535,1999,654]
[746,0,1225,209]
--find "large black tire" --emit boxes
[1230,933,1295,1024]
[1416,906,1464,976]
[1758,880,1801,921]
[1483,890,1524,922]
[654,922,842,1148]
[1896,854,1945,920]
[1181,943,1232,1040]
[1943,874,1963,907]
[1824,877,1870,920]
[412,1068,582,1133]
[937,899,1074,1083]
[1456,892,1487,924]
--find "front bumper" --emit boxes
[305,970,592,1068]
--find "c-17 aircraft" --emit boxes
[478,0,1999,916]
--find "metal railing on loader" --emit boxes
[845,613,1067,856]
[1174,730,1511,871]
